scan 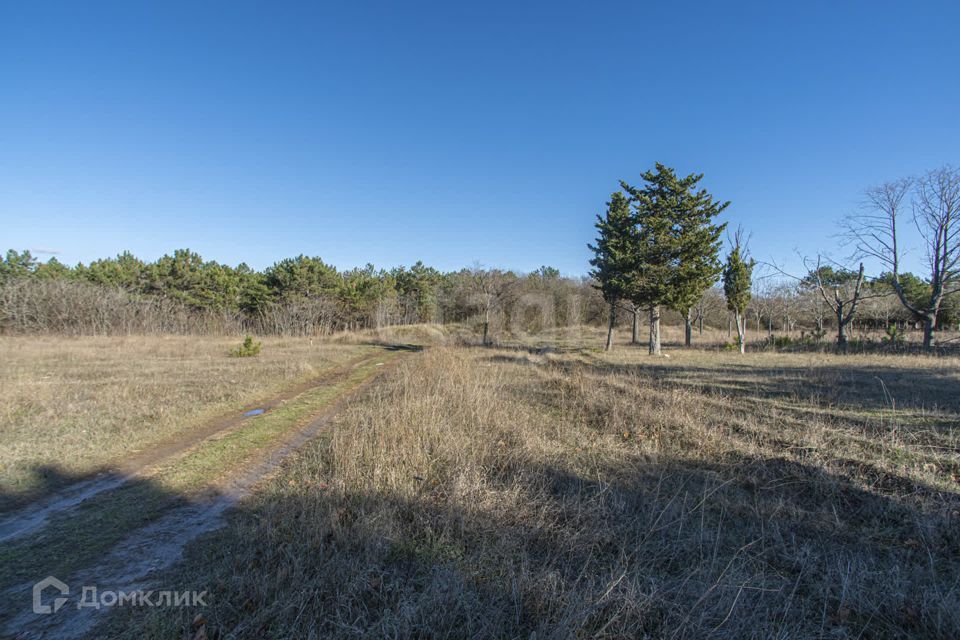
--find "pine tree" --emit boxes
[588,192,635,351]
[621,164,728,354]
[0,250,38,283]
[722,232,755,354]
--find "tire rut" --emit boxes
[0,350,382,545]
[2,350,408,639]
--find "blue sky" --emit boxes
[1,1,957,276]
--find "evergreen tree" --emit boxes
[0,250,37,282]
[588,192,634,351]
[664,174,728,347]
[80,251,148,290]
[533,266,560,281]
[33,257,71,280]
[338,264,392,330]
[392,261,442,323]
[722,232,755,354]
[621,163,728,354]
[264,255,340,300]
[147,249,207,308]
[235,263,272,315]
[873,272,930,321]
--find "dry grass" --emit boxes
[0,335,365,499]
[498,323,960,353]
[104,339,960,639]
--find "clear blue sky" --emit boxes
[1,1,957,276]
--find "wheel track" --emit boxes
[0,349,383,545]
[1,347,412,639]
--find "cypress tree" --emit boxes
[621,164,728,355]
[666,173,728,347]
[588,192,635,351]
[722,233,755,354]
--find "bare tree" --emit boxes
[804,257,870,351]
[858,286,900,329]
[770,281,801,332]
[748,278,776,335]
[620,300,641,345]
[801,286,827,339]
[766,255,879,351]
[847,168,960,349]
[693,286,724,335]
[464,267,516,345]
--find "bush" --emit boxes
[230,336,262,357]
[884,324,905,345]
[768,334,792,350]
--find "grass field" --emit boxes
[86,329,959,639]
[0,334,412,638]
[0,335,366,503]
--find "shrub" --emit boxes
[769,334,792,349]
[231,336,262,357]
[884,324,904,345]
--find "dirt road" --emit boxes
[0,344,412,639]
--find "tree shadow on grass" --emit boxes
[0,464,209,637]
[3,345,959,638]
[481,351,960,416]
[53,445,959,640]
[361,341,425,352]
[0,464,109,515]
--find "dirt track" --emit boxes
[0,345,411,639]
[0,350,381,545]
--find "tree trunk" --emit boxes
[631,307,639,344]
[727,316,732,338]
[698,313,704,335]
[649,305,661,356]
[836,307,848,353]
[734,311,746,354]
[922,315,935,350]
[604,300,616,352]
[684,308,693,347]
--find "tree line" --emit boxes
[590,163,960,352]
[2,164,956,345]
[0,250,606,336]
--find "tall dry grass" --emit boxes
[109,344,960,639]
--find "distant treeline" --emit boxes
[0,248,956,338]
[0,249,606,335]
